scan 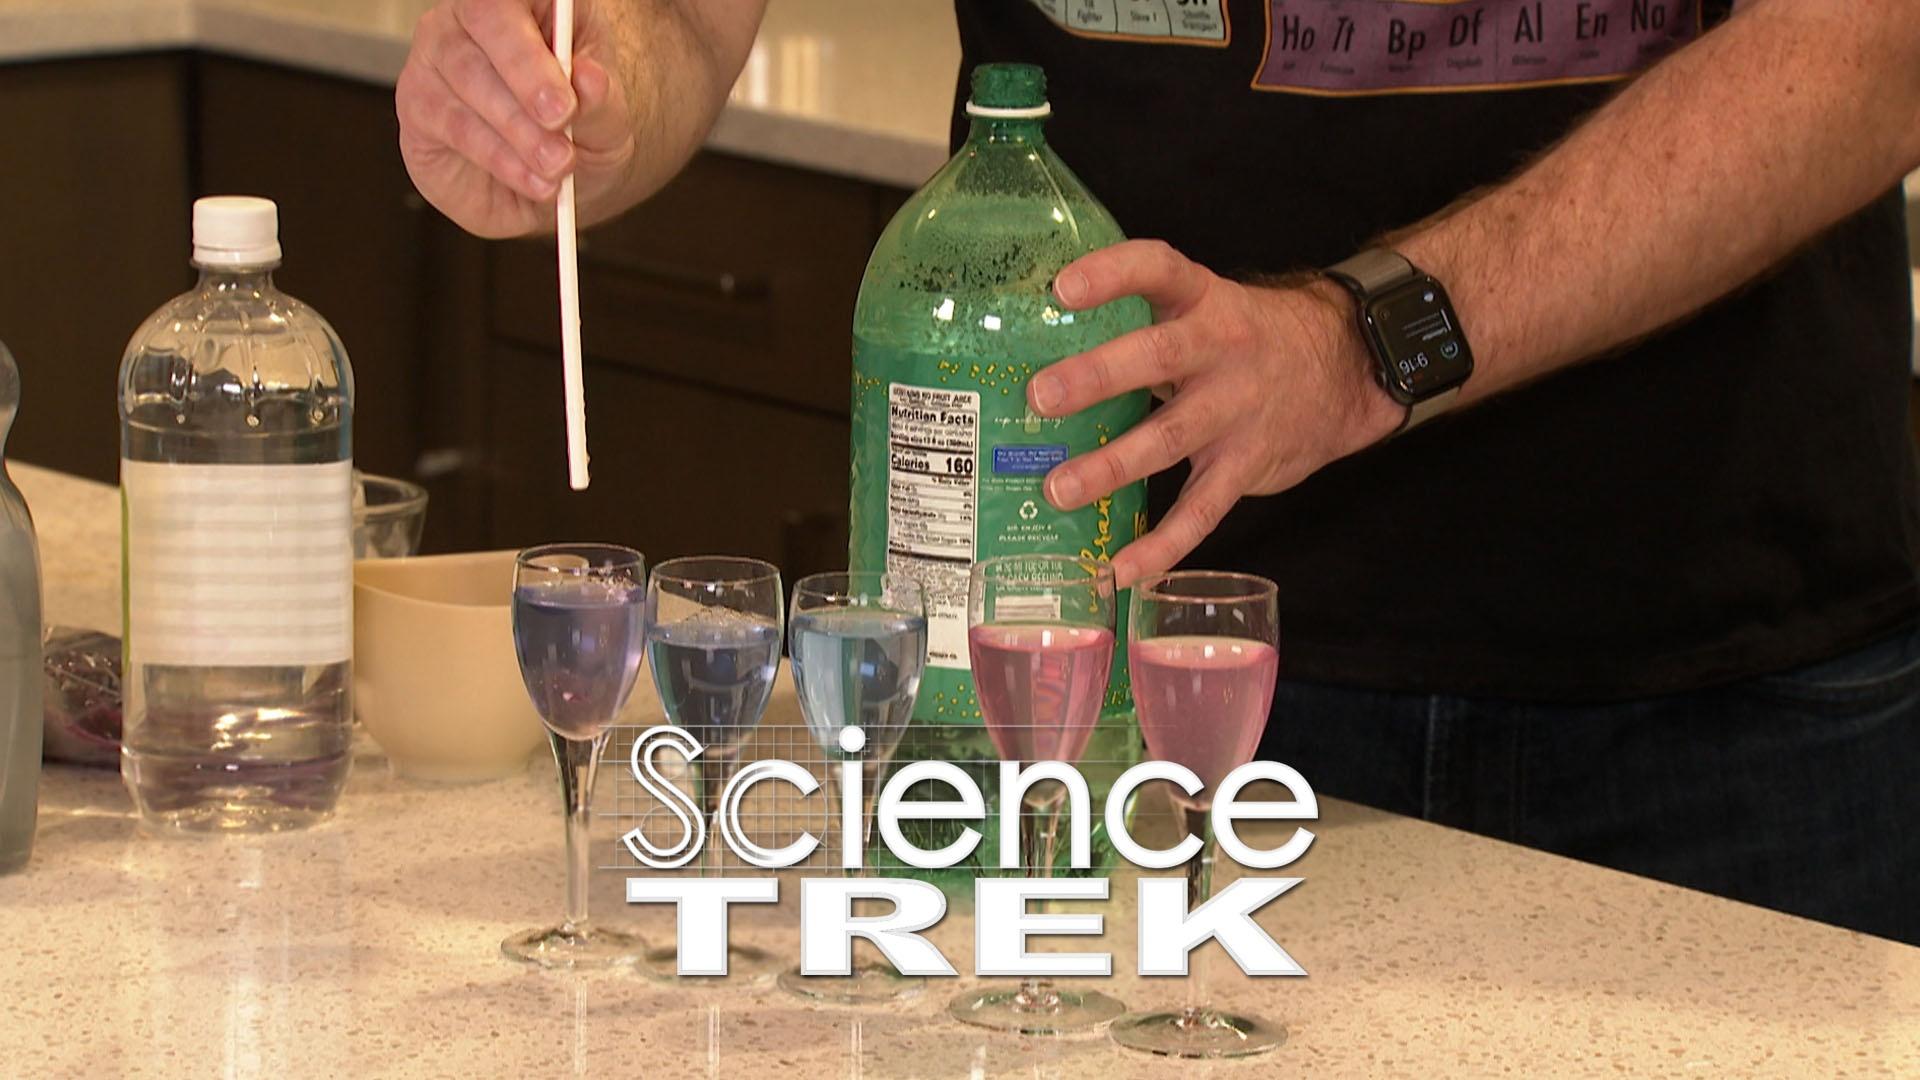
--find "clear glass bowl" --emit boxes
[353,472,428,559]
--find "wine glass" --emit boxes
[947,553,1127,1034]
[776,572,929,1004]
[643,555,785,979]
[1109,570,1285,1058]
[502,543,649,968]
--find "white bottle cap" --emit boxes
[192,195,282,266]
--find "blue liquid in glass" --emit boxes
[511,579,647,740]
[647,615,782,755]
[790,608,928,761]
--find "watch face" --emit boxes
[1364,277,1473,402]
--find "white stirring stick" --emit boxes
[553,0,590,490]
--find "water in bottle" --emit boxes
[118,196,354,833]
[0,339,42,872]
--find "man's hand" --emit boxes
[397,0,636,238]
[1031,240,1405,587]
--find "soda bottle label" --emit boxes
[850,337,1148,725]
[121,459,353,667]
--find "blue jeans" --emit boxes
[1259,623,1920,945]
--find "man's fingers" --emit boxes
[452,0,576,130]
[1111,462,1245,589]
[434,34,574,181]
[1043,395,1222,511]
[1053,239,1210,318]
[442,102,557,201]
[404,60,556,202]
[1028,321,1192,418]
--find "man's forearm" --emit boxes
[1393,0,1920,405]
[581,0,767,225]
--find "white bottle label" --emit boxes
[884,383,979,671]
[122,459,353,667]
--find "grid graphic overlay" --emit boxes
[601,703,1173,877]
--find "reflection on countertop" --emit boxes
[0,0,959,187]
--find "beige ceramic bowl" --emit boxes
[354,550,546,782]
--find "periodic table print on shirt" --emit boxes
[1031,0,1232,45]
[1253,1,1703,95]
[1028,2,1709,91]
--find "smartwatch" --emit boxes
[1325,249,1473,432]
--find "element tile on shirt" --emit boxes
[1031,0,1231,45]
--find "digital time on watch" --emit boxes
[1325,250,1474,432]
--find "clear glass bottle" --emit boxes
[0,339,42,872]
[848,64,1149,887]
[118,196,355,833]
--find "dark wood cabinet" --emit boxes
[493,152,878,417]
[194,57,430,485]
[0,50,913,563]
[487,342,849,571]
[0,54,193,485]
[189,56,493,556]
[486,151,890,570]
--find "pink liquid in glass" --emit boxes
[968,624,1114,765]
[1129,636,1279,809]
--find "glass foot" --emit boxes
[500,923,645,969]
[778,963,924,1005]
[642,940,784,982]
[947,982,1126,1035]
[1109,1008,1286,1058]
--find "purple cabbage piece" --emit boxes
[42,626,121,767]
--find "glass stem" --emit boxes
[843,759,889,972]
[820,765,847,879]
[1014,792,1066,1011]
[856,759,887,873]
[696,755,733,878]
[555,731,604,932]
[1180,805,1215,1027]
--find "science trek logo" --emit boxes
[619,725,1315,979]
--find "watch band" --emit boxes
[1326,249,1415,296]
[1325,249,1462,433]
[1405,390,1458,429]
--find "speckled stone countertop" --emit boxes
[3,462,1918,1078]
[0,0,958,188]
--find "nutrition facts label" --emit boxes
[886,384,980,670]
[1031,0,1229,44]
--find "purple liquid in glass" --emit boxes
[512,579,647,740]
[647,615,782,756]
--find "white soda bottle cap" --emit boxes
[192,195,282,266]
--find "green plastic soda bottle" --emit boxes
[848,63,1148,887]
